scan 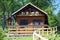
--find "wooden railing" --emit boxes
[33,27,57,40]
[8,25,44,28]
[8,25,48,30]
[8,26,57,34]
[33,31,48,40]
[38,27,57,35]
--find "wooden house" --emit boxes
[8,3,48,35]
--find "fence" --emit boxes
[7,26,57,40]
[33,31,48,40]
[33,27,57,40]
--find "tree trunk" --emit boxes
[2,0,6,30]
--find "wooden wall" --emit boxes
[15,16,45,26]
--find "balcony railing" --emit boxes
[8,25,47,28]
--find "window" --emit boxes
[26,12,29,15]
[31,12,35,15]
[20,20,28,25]
[21,12,24,15]
[33,19,40,25]
[33,19,41,28]
[35,11,39,15]
[36,11,39,14]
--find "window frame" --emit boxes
[19,19,28,25]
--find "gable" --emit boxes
[12,3,48,16]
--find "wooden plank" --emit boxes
[8,27,57,35]
[8,31,33,34]
[17,31,33,34]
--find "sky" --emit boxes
[54,0,60,14]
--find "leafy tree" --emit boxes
[48,14,57,27]
[25,0,53,10]
[0,0,23,28]
[45,6,58,27]
[0,0,6,30]
[57,10,60,26]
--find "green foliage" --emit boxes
[3,36,32,40]
[3,33,60,40]
[48,13,58,27]
[57,10,60,26]
[48,33,60,40]
[0,29,6,40]
[0,21,2,26]
[25,0,53,10]
[40,31,60,40]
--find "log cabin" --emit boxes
[8,3,48,35]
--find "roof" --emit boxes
[12,3,48,16]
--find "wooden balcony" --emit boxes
[8,25,48,34]
[8,25,48,30]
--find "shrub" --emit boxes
[0,29,6,40]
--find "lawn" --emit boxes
[4,36,33,40]
[16,36,32,40]
[1,28,60,40]
[3,33,60,40]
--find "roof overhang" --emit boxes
[12,3,48,16]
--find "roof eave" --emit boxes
[12,3,48,16]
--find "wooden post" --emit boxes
[47,28,48,35]
[52,27,55,33]
[42,26,44,35]
[39,29,41,34]
[50,28,52,34]
[56,26,57,31]
[33,31,35,40]
[16,26,18,36]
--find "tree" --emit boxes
[0,0,23,28]
[48,13,57,27]
[57,10,60,26]
[26,0,53,10]
[0,0,6,30]
[45,6,58,27]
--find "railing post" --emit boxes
[56,26,57,31]
[33,31,34,40]
[50,28,52,34]
[39,29,40,34]
[47,28,48,35]
[42,26,44,35]
[33,31,48,40]
[33,31,35,40]
[52,27,54,33]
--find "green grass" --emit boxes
[16,36,32,40]
[4,36,33,40]
[42,33,60,40]
[3,33,60,40]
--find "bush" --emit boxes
[0,29,6,40]
[57,26,60,31]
